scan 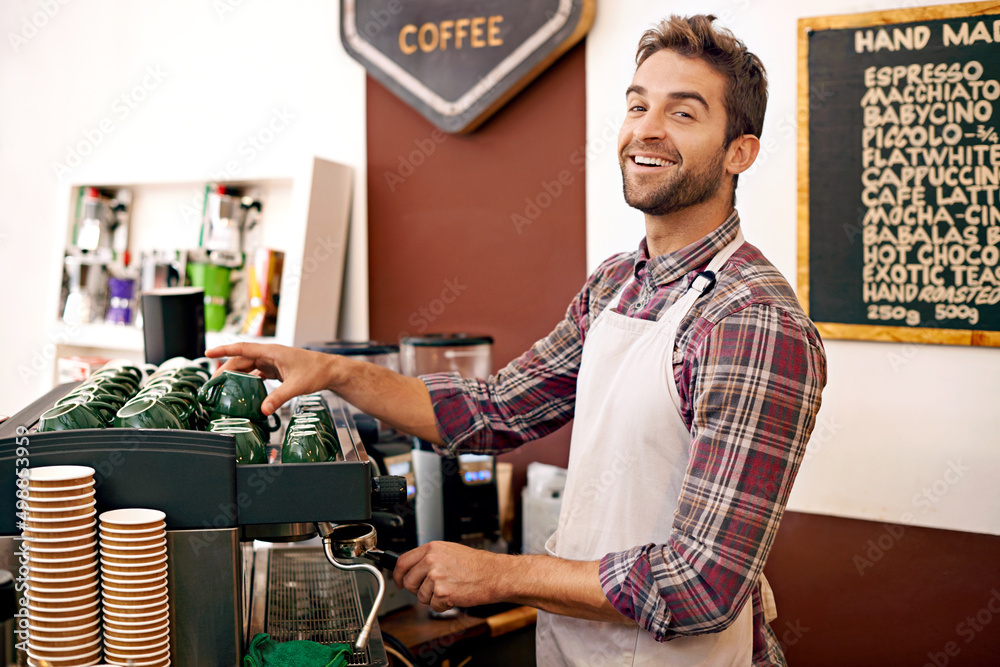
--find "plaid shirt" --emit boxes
[424,211,827,665]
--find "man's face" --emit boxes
[618,49,732,217]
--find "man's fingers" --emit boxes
[261,383,299,415]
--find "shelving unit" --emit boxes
[51,156,353,370]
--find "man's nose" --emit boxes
[633,111,667,143]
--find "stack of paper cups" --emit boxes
[21,465,103,667]
[98,509,170,667]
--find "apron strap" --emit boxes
[602,229,746,318]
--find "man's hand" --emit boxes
[394,541,508,612]
[205,343,337,415]
[206,342,443,443]
[394,542,631,624]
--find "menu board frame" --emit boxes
[798,1,1000,346]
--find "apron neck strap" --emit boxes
[605,228,745,312]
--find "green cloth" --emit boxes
[244,633,352,667]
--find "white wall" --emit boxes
[0,0,369,411]
[587,0,1000,535]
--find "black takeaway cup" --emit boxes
[141,287,206,367]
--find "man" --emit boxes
[208,14,825,666]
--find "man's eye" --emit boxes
[629,105,646,112]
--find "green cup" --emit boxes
[56,389,127,412]
[286,424,337,461]
[38,401,113,431]
[79,378,135,400]
[215,426,267,465]
[113,397,183,429]
[146,376,201,396]
[88,370,141,393]
[296,406,335,434]
[281,429,327,463]
[210,417,253,430]
[209,413,272,443]
[146,392,201,429]
[199,370,267,418]
[288,416,338,450]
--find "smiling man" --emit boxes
[209,14,826,666]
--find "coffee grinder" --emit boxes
[399,334,500,550]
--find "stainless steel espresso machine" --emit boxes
[0,384,407,666]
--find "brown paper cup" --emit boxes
[28,555,98,575]
[102,589,168,605]
[27,568,99,588]
[103,600,169,617]
[24,510,97,528]
[99,521,166,537]
[24,531,97,550]
[24,480,95,497]
[22,521,97,539]
[100,556,168,577]
[26,646,102,667]
[28,616,101,639]
[103,627,170,646]
[103,620,169,638]
[104,642,170,660]
[27,631,101,653]
[26,609,100,630]
[99,541,166,557]
[102,572,168,589]
[25,589,100,611]
[25,544,97,561]
[99,531,165,545]
[99,508,166,531]
[24,500,97,518]
[26,465,95,488]
[103,610,169,627]
[99,546,167,565]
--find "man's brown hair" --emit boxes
[635,14,768,148]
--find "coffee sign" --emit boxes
[341,0,596,133]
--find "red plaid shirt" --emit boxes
[424,211,827,665]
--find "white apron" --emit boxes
[537,231,761,666]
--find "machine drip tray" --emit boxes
[251,545,388,666]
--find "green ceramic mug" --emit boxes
[87,373,140,396]
[214,426,267,465]
[199,370,280,432]
[286,424,337,461]
[296,406,335,434]
[206,413,271,445]
[113,397,183,429]
[56,389,127,412]
[37,401,114,431]
[281,429,327,463]
[79,377,135,400]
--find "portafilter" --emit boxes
[316,522,402,651]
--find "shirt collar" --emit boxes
[632,210,742,286]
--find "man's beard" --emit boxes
[620,145,727,216]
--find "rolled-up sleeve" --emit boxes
[599,303,826,641]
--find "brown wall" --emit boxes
[764,511,1000,665]
[365,44,589,511]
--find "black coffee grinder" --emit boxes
[400,334,500,550]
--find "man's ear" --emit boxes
[726,134,761,175]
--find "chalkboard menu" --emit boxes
[799,2,1000,346]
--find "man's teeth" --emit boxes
[634,156,672,167]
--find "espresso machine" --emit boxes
[0,385,406,666]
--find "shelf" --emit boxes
[51,322,276,356]
[51,156,353,370]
